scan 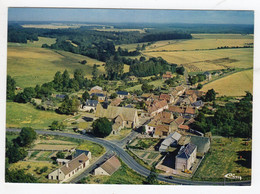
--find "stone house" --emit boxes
[94,155,121,176]
[82,99,98,112]
[147,100,168,117]
[48,153,90,182]
[175,143,197,171]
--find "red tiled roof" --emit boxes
[175,116,185,126]
[154,111,172,120]
[185,107,196,115]
[148,100,168,113]
[159,94,171,102]
[154,125,170,136]
[168,106,185,114]
[178,124,190,130]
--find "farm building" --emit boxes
[95,104,139,134]
[188,136,211,157]
[82,99,98,112]
[116,91,129,99]
[175,143,197,171]
[94,155,121,176]
[159,132,182,152]
[48,153,90,182]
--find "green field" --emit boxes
[6,102,68,129]
[126,79,165,91]
[193,137,251,181]
[8,37,57,48]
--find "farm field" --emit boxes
[6,102,68,129]
[145,34,253,52]
[144,48,253,72]
[201,69,253,96]
[143,34,253,73]
[7,45,105,88]
[21,24,83,29]
[193,137,251,181]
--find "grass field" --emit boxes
[193,137,251,181]
[7,45,105,88]
[201,69,253,96]
[126,79,165,91]
[6,102,68,129]
[105,128,132,141]
[9,161,58,183]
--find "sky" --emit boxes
[8,8,254,25]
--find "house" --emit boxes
[91,93,106,102]
[159,132,182,152]
[178,124,190,132]
[191,100,204,108]
[159,93,174,103]
[48,153,90,182]
[95,104,139,134]
[154,111,173,120]
[203,71,212,81]
[188,136,211,157]
[90,86,102,92]
[56,159,70,166]
[116,91,129,99]
[170,116,185,132]
[175,143,197,171]
[110,98,122,106]
[171,85,186,97]
[184,106,196,118]
[56,94,66,100]
[153,125,172,138]
[147,100,168,117]
[141,93,158,101]
[144,119,158,135]
[162,71,173,80]
[168,106,185,116]
[94,155,121,176]
[185,90,204,98]
[82,100,98,112]
[73,149,92,159]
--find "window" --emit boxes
[56,176,58,180]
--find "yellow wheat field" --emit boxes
[201,69,253,96]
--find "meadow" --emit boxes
[7,37,106,88]
[201,69,253,96]
[193,137,251,181]
[6,102,68,129]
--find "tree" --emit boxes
[204,89,216,102]
[105,57,124,80]
[144,167,158,184]
[141,83,154,93]
[62,70,70,89]
[18,127,37,147]
[176,66,185,75]
[7,75,16,100]
[91,94,98,101]
[15,87,36,103]
[80,60,87,65]
[74,69,85,88]
[53,71,63,91]
[40,166,48,174]
[56,151,65,159]
[6,141,28,163]
[50,121,59,131]
[82,91,90,101]
[58,96,80,115]
[92,117,112,138]
[197,83,203,90]
[92,64,98,80]
[110,93,118,99]
[5,169,37,183]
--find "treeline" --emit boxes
[191,91,252,138]
[139,32,192,42]
[6,128,38,183]
[8,24,39,43]
[129,57,183,77]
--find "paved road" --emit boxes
[6,128,251,186]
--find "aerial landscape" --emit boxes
[5,8,253,186]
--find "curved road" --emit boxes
[6,129,251,186]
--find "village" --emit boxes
[42,70,216,183]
